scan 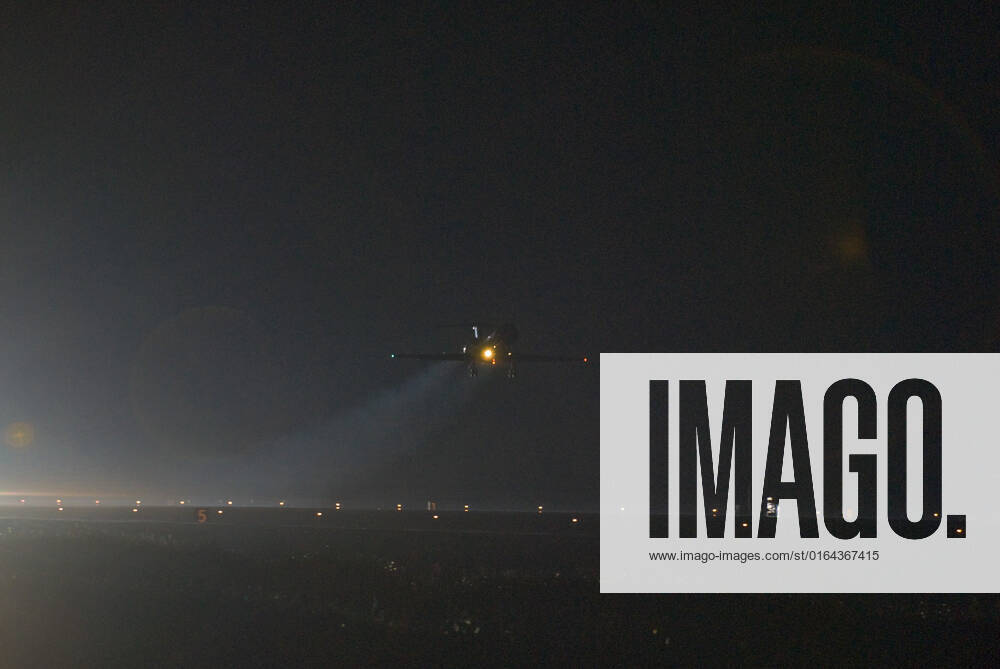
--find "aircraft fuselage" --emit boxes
[463,324,518,374]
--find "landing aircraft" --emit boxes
[390,323,588,378]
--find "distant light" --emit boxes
[933,512,940,517]
[4,423,35,448]
[95,500,101,504]
[279,501,285,506]
[19,499,24,504]
[619,507,625,512]
[227,500,233,505]
[742,522,749,528]
[537,506,543,514]
[57,507,63,511]
[432,514,439,519]
[583,357,588,363]
[464,504,469,512]
[396,504,402,511]
[4,422,35,448]
[711,508,718,514]
[390,353,395,358]
[132,508,138,513]
[56,499,62,504]
[482,348,493,360]
[316,512,323,517]
[957,528,963,534]
[217,510,223,515]
[832,222,870,265]
[571,517,578,523]
[179,500,185,505]
[335,502,341,510]
[135,500,141,505]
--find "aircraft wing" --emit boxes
[390,353,466,361]
[516,354,590,363]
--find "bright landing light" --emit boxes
[481,348,494,360]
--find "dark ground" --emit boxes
[0,507,996,666]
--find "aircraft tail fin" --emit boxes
[438,322,495,340]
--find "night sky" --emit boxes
[0,3,996,509]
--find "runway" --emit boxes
[0,505,598,538]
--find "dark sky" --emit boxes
[0,3,996,508]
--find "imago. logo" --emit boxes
[600,354,999,593]
[648,378,962,541]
